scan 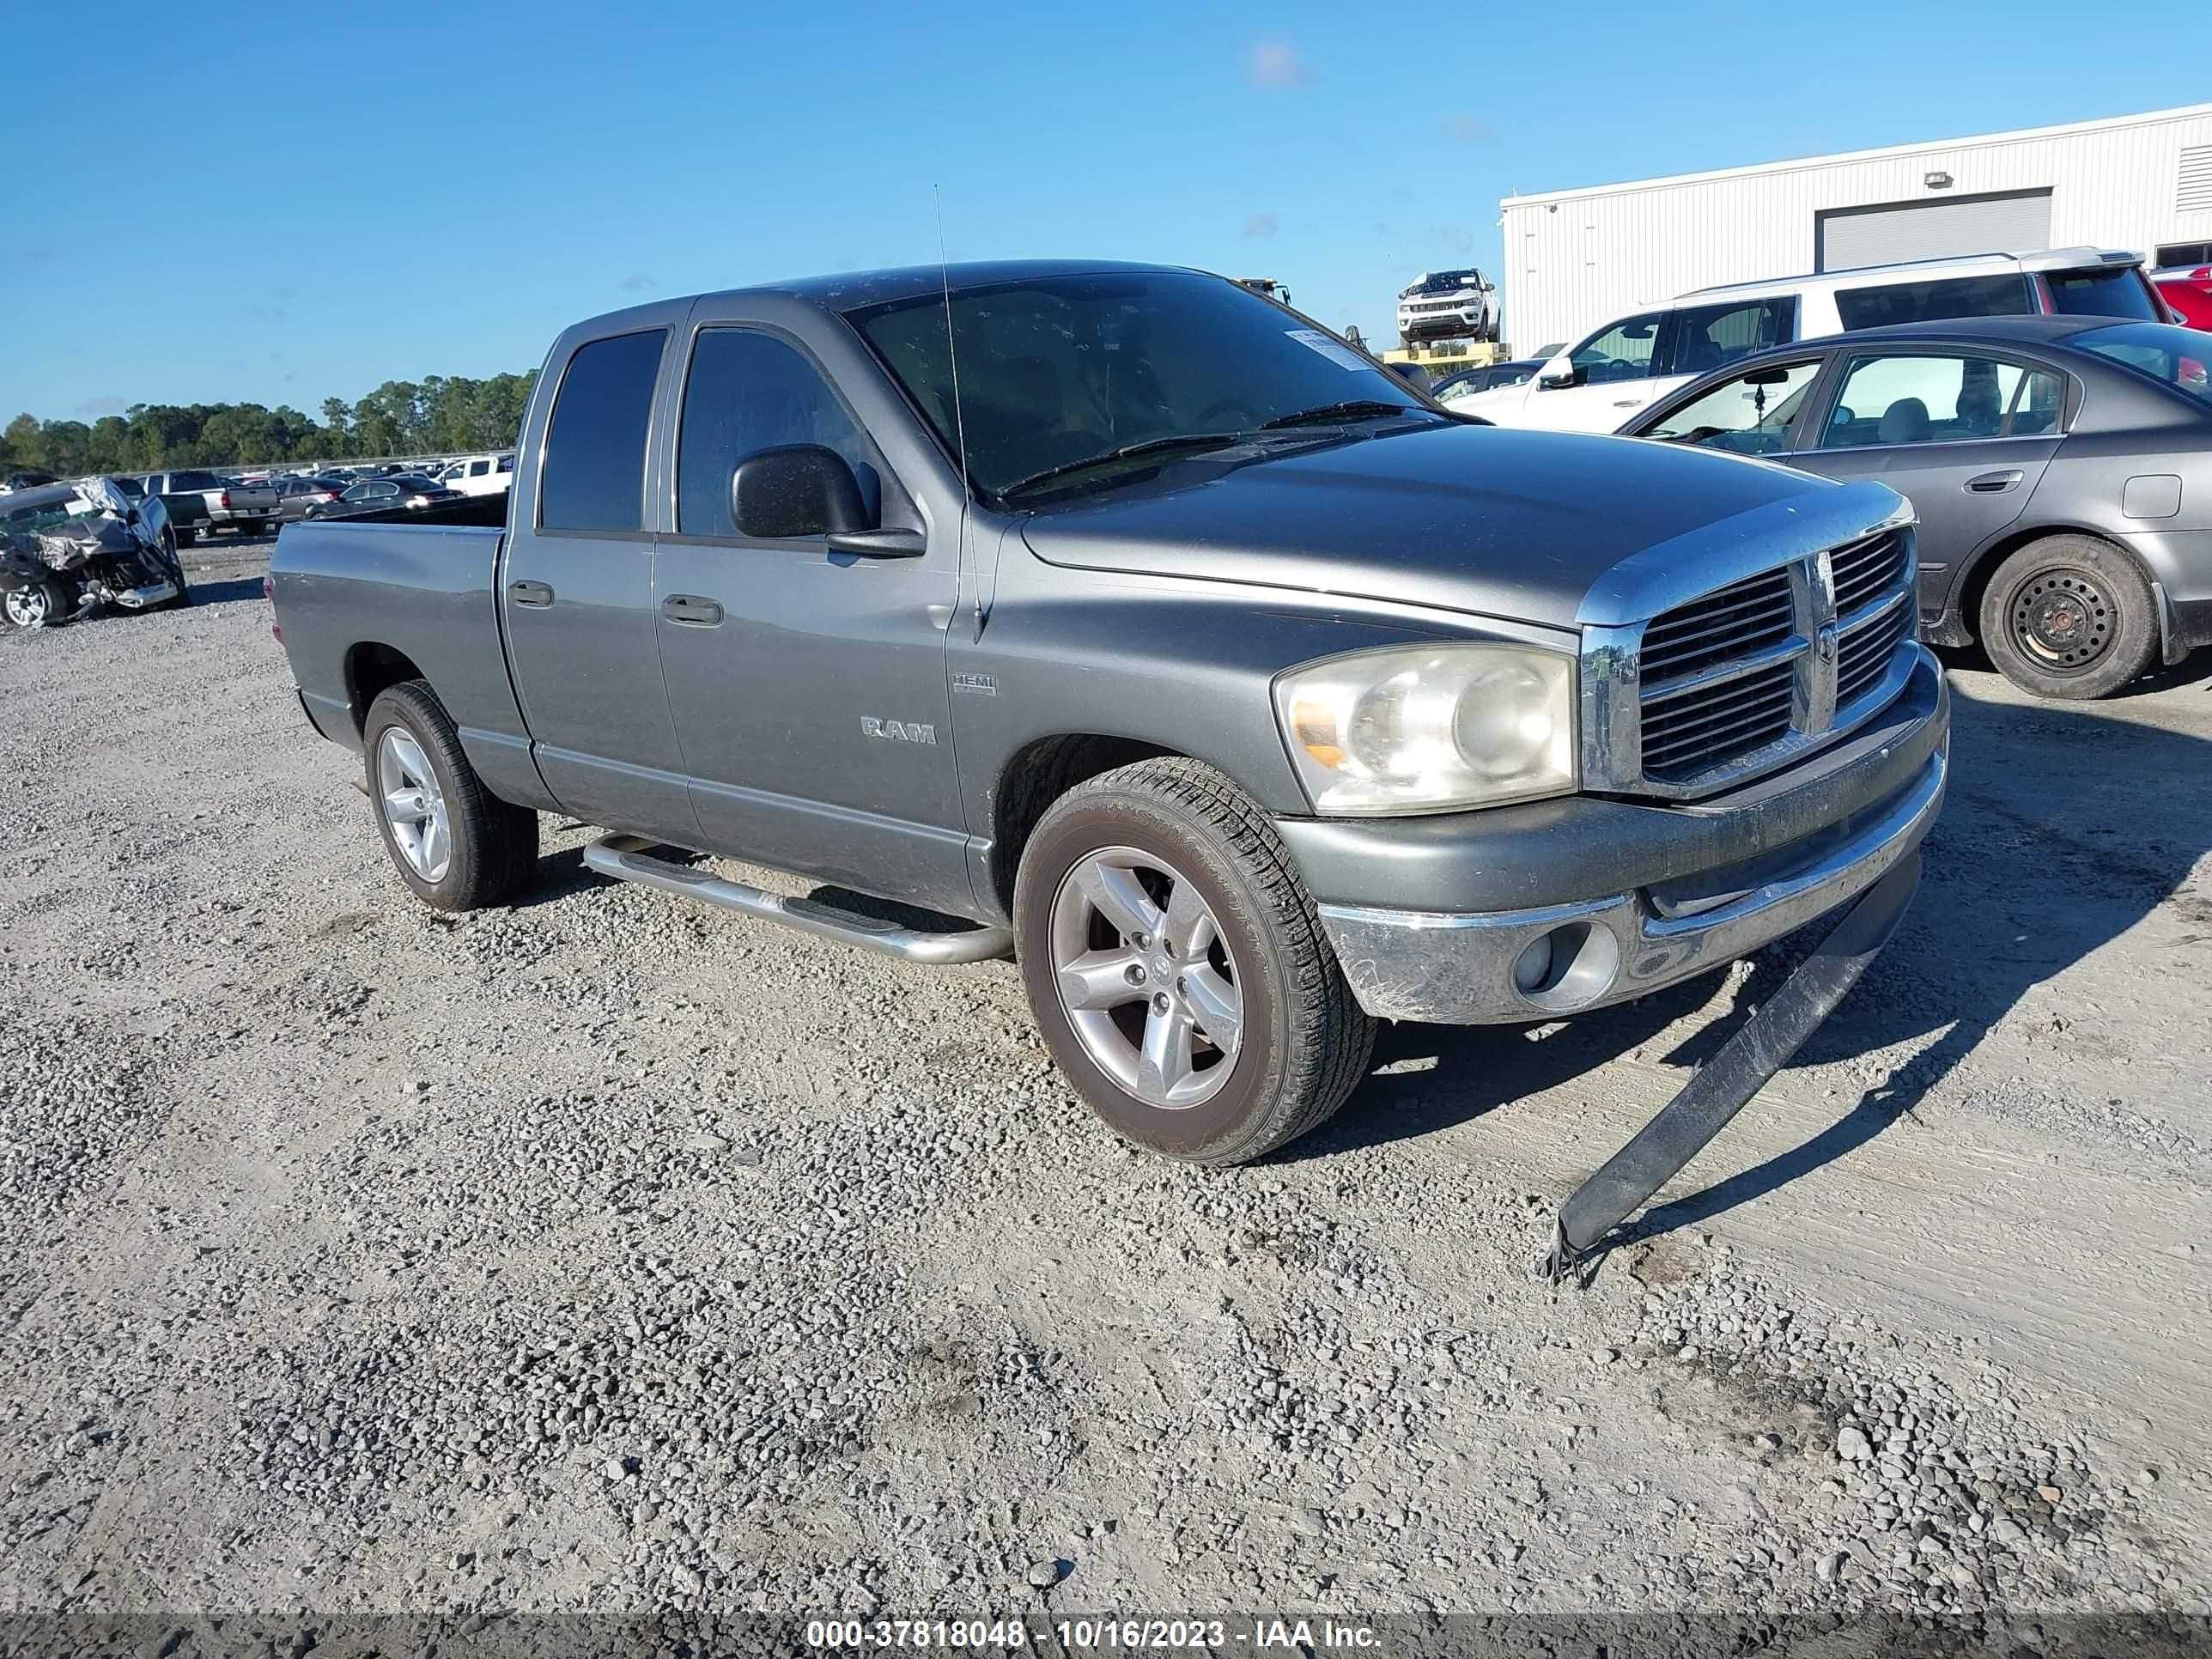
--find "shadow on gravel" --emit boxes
[187,578,269,606]
[1296,670,2212,1236]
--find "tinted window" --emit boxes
[497,454,515,472]
[1662,298,1795,377]
[171,470,222,489]
[1644,359,1824,454]
[539,329,665,532]
[1819,355,2065,449]
[1834,275,2034,331]
[2155,242,2212,270]
[2045,268,2160,321]
[2075,323,2212,408]
[1569,313,1664,384]
[848,271,1427,499]
[677,330,879,537]
[469,459,489,476]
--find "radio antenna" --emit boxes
[934,185,973,504]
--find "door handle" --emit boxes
[661,593,725,626]
[509,580,554,606]
[1965,469,2024,494]
[1612,398,1645,408]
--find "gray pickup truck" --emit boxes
[270,261,1948,1266]
[141,470,278,538]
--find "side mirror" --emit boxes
[1389,362,1431,392]
[731,444,870,539]
[1538,357,1577,390]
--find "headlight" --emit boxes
[1274,642,1577,815]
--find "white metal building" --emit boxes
[1499,103,2212,355]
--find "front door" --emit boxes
[1786,348,2067,619]
[652,318,967,906]
[1518,310,1671,432]
[501,321,700,843]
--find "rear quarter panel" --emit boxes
[270,521,555,811]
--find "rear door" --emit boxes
[651,305,967,904]
[500,319,700,842]
[1784,346,2070,620]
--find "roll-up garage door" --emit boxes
[1815,189,2055,272]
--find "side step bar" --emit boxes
[581,835,1013,965]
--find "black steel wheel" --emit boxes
[1978,535,2157,701]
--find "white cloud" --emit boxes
[1249,40,1309,88]
[1441,113,1495,144]
[1243,213,1279,240]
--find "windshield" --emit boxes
[845,270,1429,499]
[2075,323,2212,406]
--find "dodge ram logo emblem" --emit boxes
[861,717,937,745]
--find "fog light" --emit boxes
[1510,921,1622,1013]
[1511,933,1554,994]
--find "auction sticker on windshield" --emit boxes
[1285,329,1374,371]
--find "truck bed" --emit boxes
[270,517,545,809]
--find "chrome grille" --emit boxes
[1838,593,1914,707]
[1831,529,1908,614]
[1582,526,1920,799]
[1639,568,1795,683]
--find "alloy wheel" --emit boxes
[4,586,52,629]
[1048,846,1243,1109]
[377,726,452,881]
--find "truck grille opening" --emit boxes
[1638,568,1795,684]
[1831,530,1907,615]
[1838,599,1914,708]
[1613,524,1916,795]
[1640,659,1796,781]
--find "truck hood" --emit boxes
[1018,424,1870,630]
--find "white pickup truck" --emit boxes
[432,453,516,497]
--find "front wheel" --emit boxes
[3,578,68,630]
[1013,757,1375,1164]
[362,680,538,911]
[156,529,192,610]
[1978,535,2158,700]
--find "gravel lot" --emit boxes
[2,532,2209,1623]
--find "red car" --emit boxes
[2154,265,2212,330]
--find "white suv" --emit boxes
[1396,269,1498,344]
[1449,247,2164,433]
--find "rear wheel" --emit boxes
[1013,757,1375,1164]
[1978,534,2158,700]
[362,680,538,911]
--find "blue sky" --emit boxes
[5,0,2209,422]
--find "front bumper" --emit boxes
[1304,647,1948,1024]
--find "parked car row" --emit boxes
[1614,314,2211,701]
[1443,247,2172,433]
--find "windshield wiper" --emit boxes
[1258,399,1430,429]
[999,431,1249,499]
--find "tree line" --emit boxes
[1,371,538,477]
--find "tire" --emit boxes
[1978,534,2158,701]
[1012,757,1375,1165]
[2,577,69,630]
[362,680,538,912]
[175,526,197,548]
[156,529,192,611]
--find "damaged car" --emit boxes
[0,477,190,630]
